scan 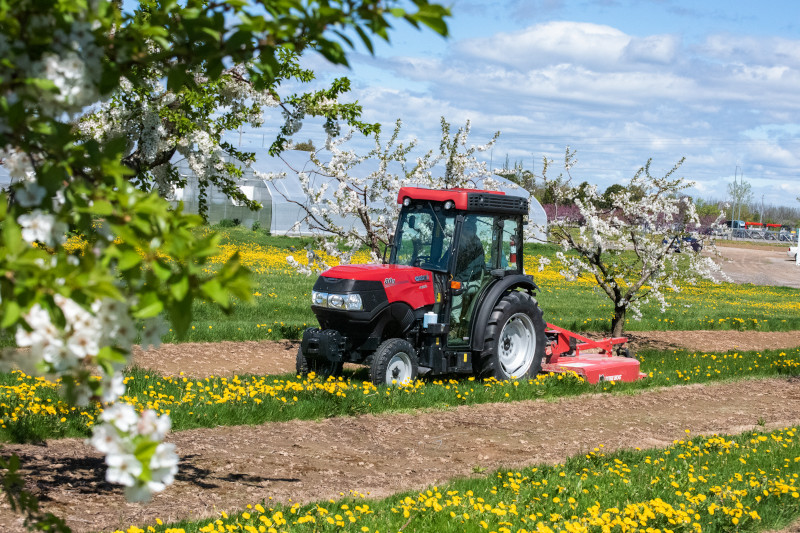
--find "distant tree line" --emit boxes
[496,157,800,228]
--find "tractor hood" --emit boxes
[317,264,435,309]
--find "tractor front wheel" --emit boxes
[369,338,419,386]
[296,347,343,379]
[478,291,545,380]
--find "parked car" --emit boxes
[663,235,702,253]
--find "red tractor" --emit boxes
[298,187,644,386]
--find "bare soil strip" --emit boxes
[1,377,798,532]
[129,330,800,379]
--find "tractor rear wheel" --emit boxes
[296,347,343,379]
[369,338,418,386]
[478,291,545,380]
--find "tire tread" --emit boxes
[477,291,545,380]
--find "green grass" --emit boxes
[1,346,797,443]
[152,234,800,343]
[113,425,800,533]
[3,230,797,349]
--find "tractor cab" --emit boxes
[389,189,525,350]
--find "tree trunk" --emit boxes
[611,303,626,338]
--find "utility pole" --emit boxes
[737,167,745,223]
[731,166,736,223]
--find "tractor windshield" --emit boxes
[392,204,456,271]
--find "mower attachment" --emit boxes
[540,323,647,384]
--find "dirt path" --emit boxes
[713,244,800,288]
[130,330,800,379]
[1,377,798,532]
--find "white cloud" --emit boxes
[700,34,800,68]
[622,34,681,64]
[299,17,800,207]
[458,21,631,70]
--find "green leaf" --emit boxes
[88,199,114,216]
[168,297,193,337]
[169,274,189,301]
[410,5,450,36]
[3,219,22,255]
[134,292,164,318]
[1,300,21,328]
[133,439,160,463]
[117,249,142,271]
[96,346,128,376]
[200,278,229,308]
[152,259,172,282]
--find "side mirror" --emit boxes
[383,233,395,264]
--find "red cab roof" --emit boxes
[397,187,505,211]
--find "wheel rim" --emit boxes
[498,313,536,378]
[386,352,413,384]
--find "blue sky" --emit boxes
[235,0,800,210]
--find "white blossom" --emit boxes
[89,423,123,455]
[100,372,126,403]
[135,409,171,440]
[105,452,142,487]
[100,403,138,433]
[18,210,56,244]
[15,181,46,207]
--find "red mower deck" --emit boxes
[541,323,647,384]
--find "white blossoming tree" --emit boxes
[79,45,381,217]
[0,0,448,528]
[537,151,726,337]
[269,117,500,273]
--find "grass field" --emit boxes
[117,425,800,533]
[149,227,800,344]
[0,345,796,443]
[3,226,799,533]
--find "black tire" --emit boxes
[296,347,343,379]
[478,291,546,380]
[369,338,419,386]
[617,346,634,358]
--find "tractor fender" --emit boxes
[373,301,416,340]
[469,274,538,352]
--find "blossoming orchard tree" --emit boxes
[269,117,500,273]
[0,0,448,526]
[79,45,382,217]
[537,152,727,337]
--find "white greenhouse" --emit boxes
[0,149,548,242]
[171,148,549,242]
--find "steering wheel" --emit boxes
[413,255,431,267]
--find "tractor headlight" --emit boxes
[343,293,363,310]
[312,291,328,307]
[327,294,344,308]
[325,293,363,311]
